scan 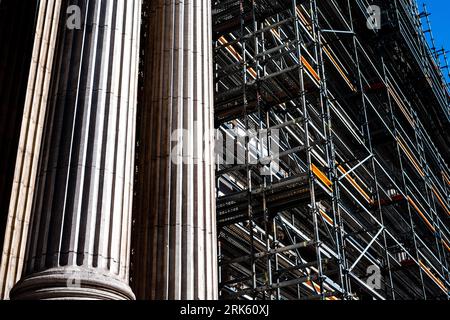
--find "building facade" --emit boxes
[1,0,450,300]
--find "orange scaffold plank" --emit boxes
[301,55,320,82]
[295,6,312,31]
[396,137,425,178]
[218,36,257,79]
[442,240,450,254]
[322,45,357,92]
[442,171,450,186]
[268,26,320,83]
[311,164,333,191]
[304,281,339,300]
[295,4,354,91]
[408,196,450,253]
[407,196,436,233]
[337,165,373,204]
[388,86,415,127]
[432,186,450,216]
[319,208,334,225]
[418,260,447,293]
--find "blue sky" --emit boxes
[418,0,450,80]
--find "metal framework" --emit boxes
[212,0,450,300]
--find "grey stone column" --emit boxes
[132,0,218,299]
[0,0,62,300]
[11,0,141,300]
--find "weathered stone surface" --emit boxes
[131,0,218,300]
[0,0,61,300]
[10,0,141,300]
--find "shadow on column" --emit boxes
[0,0,39,255]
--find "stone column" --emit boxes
[10,0,141,300]
[0,0,62,300]
[132,0,218,299]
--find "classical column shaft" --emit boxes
[11,0,141,300]
[132,0,218,299]
[0,0,62,300]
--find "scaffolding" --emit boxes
[212,0,450,300]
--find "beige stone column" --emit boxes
[132,0,218,299]
[0,0,62,300]
[10,0,141,300]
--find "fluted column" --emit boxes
[132,0,218,299]
[11,0,141,300]
[0,0,62,300]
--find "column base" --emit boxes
[10,267,135,300]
